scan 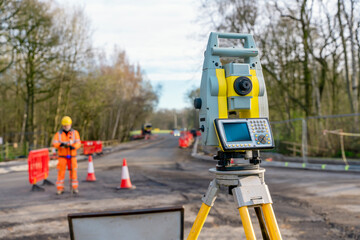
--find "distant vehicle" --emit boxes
[173,130,180,137]
[142,123,152,135]
[130,123,153,141]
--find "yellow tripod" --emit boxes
[187,167,282,240]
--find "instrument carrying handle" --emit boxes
[210,32,258,58]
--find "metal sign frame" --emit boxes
[68,206,184,240]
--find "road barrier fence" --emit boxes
[28,148,52,191]
[82,141,103,155]
[271,113,360,164]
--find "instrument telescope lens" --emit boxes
[234,76,252,96]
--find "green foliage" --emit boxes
[0,0,159,147]
[195,0,360,158]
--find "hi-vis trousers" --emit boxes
[56,157,78,191]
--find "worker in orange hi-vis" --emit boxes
[52,116,81,195]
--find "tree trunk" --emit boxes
[356,21,360,98]
[337,0,354,112]
[300,0,312,117]
[331,53,340,114]
[312,67,322,116]
[53,75,64,133]
[342,0,358,114]
[20,103,27,144]
[111,106,121,140]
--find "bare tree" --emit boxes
[0,0,21,73]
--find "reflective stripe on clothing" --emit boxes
[53,129,81,157]
[53,129,81,191]
[58,129,75,144]
[71,180,79,189]
[56,180,64,190]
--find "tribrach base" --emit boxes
[187,167,282,240]
[216,163,259,171]
[214,150,262,170]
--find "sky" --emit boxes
[66,0,208,110]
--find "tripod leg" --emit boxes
[238,206,256,240]
[262,204,282,240]
[187,203,211,240]
[254,206,270,240]
[187,179,219,240]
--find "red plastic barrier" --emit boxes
[179,131,196,148]
[95,141,102,153]
[82,141,96,155]
[28,148,50,185]
[179,136,189,148]
[82,141,102,155]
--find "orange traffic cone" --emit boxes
[86,155,96,181]
[117,158,136,189]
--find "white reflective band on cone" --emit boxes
[88,161,95,173]
[121,166,130,179]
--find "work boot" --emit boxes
[72,189,79,194]
[56,190,64,195]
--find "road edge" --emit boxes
[191,137,360,173]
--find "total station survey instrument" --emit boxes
[189,32,282,240]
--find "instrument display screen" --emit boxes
[214,118,274,151]
[223,123,251,142]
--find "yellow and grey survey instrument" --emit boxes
[194,32,273,155]
[189,32,282,240]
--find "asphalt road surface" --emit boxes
[1,134,360,239]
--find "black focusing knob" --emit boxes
[200,125,205,132]
[234,77,252,96]
[194,98,202,109]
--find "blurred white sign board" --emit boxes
[68,206,184,240]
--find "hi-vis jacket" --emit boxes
[52,129,81,158]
